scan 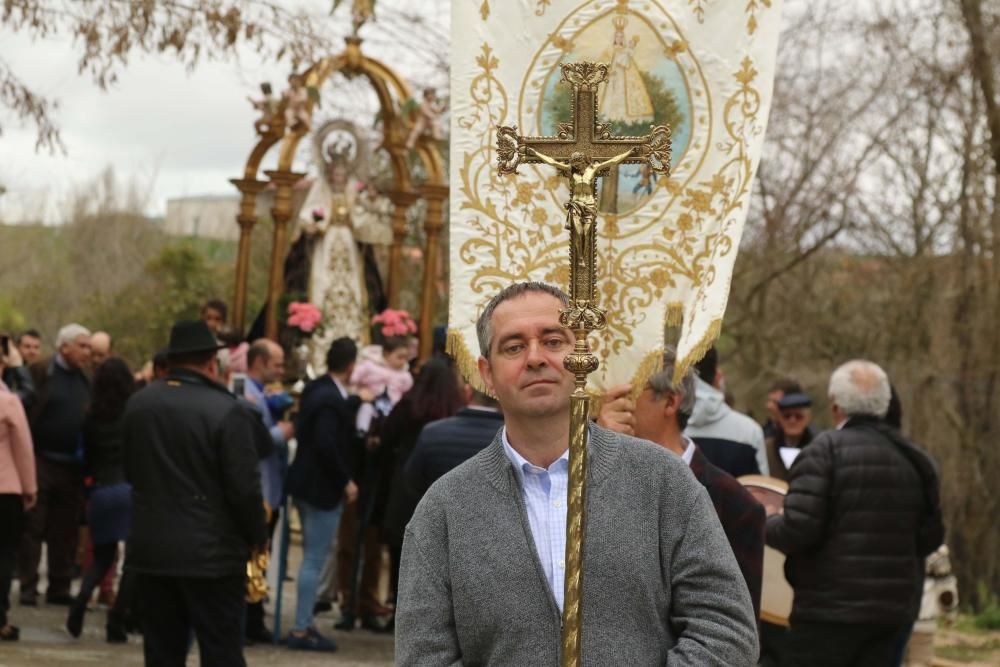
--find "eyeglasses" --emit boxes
[780,411,807,422]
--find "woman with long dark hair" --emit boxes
[66,357,136,642]
[378,359,463,617]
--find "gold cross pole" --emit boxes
[496,61,670,667]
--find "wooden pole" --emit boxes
[229,179,268,334]
[263,170,306,340]
[386,190,419,309]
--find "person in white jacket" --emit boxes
[684,348,768,476]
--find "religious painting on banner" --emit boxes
[448,0,783,390]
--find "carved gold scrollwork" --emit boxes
[559,61,608,90]
[496,125,522,174]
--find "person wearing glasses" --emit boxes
[765,392,816,481]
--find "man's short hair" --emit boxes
[326,337,358,373]
[16,329,41,344]
[470,388,501,409]
[56,323,91,349]
[201,298,228,321]
[828,360,891,419]
[647,346,697,430]
[475,282,569,357]
[247,339,274,369]
[768,377,802,395]
[693,346,718,385]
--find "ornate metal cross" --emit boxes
[496,61,670,667]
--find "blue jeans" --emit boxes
[293,499,343,632]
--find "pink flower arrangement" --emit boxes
[311,207,325,222]
[287,301,322,333]
[372,309,417,337]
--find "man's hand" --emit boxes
[597,383,636,435]
[357,388,376,403]
[278,420,294,440]
[22,493,36,511]
[343,480,359,504]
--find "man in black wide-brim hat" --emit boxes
[122,320,267,667]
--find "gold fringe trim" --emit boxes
[664,301,684,328]
[629,347,665,401]
[446,328,491,395]
[674,317,723,385]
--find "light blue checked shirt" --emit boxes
[501,428,570,613]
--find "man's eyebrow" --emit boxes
[540,327,569,338]
[495,332,526,348]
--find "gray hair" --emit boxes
[56,323,92,349]
[647,346,696,429]
[475,282,569,357]
[828,359,891,418]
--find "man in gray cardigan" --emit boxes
[397,282,758,666]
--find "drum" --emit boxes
[738,474,792,627]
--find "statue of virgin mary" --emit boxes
[599,14,654,125]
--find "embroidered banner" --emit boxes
[448,0,783,389]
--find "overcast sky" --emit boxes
[0,1,447,224]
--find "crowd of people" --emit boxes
[0,282,947,667]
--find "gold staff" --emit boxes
[496,61,670,667]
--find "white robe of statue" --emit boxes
[599,34,654,124]
[297,170,369,375]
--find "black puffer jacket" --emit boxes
[123,368,267,577]
[766,416,943,624]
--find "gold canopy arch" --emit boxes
[231,36,447,361]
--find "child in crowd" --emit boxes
[350,310,417,406]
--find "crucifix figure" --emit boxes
[496,61,670,667]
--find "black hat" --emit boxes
[166,320,224,357]
[778,392,812,409]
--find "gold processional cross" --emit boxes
[496,61,671,667]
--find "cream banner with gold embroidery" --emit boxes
[448,0,783,389]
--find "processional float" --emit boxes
[229,29,446,361]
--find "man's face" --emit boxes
[90,333,111,366]
[766,390,783,422]
[778,407,812,439]
[201,307,224,333]
[18,335,41,364]
[60,334,92,370]
[477,292,574,420]
[260,345,285,384]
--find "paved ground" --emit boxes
[1,543,393,667]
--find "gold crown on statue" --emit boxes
[613,14,627,31]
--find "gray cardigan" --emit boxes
[396,425,759,666]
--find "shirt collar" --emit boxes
[680,434,697,466]
[331,376,348,399]
[501,426,569,485]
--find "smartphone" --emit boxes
[231,372,247,397]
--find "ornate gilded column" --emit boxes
[417,184,448,361]
[229,178,269,334]
[385,190,419,309]
[263,170,306,340]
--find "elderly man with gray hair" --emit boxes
[767,360,944,667]
[602,347,767,619]
[19,323,93,606]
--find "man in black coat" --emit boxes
[283,337,369,651]
[767,360,944,667]
[123,320,267,667]
[403,388,503,499]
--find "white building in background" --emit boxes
[165,183,312,241]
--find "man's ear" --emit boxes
[663,391,681,421]
[462,382,474,404]
[477,356,495,395]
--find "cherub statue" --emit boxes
[406,87,446,149]
[248,82,279,134]
[283,74,311,132]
